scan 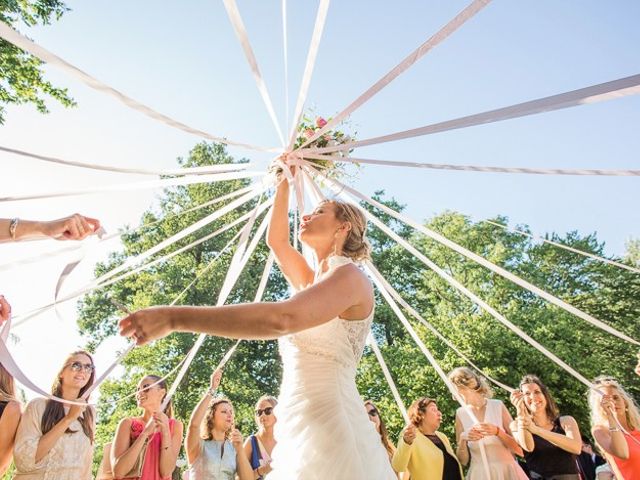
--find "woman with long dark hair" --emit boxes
[364,401,396,466]
[12,350,96,479]
[510,374,582,480]
[112,375,183,480]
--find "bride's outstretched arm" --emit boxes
[119,264,372,345]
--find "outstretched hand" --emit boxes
[119,307,175,345]
[43,214,101,240]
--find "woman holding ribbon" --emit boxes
[118,166,397,478]
[12,350,95,479]
[510,374,582,480]
[589,375,640,479]
[185,367,252,480]
[448,367,526,479]
[111,375,183,480]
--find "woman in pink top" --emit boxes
[589,375,640,479]
[112,375,183,480]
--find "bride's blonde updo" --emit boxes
[321,199,371,262]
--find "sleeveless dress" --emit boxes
[457,399,527,479]
[269,255,397,479]
[126,417,176,480]
[524,417,579,479]
[187,440,237,480]
[609,429,640,480]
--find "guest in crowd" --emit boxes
[12,351,95,479]
[185,368,252,480]
[392,397,462,480]
[589,375,640,479]
[112,375,183,480]
[0,334,21,475]
[244,395,277,479]
[0,214,101,243]
[364,400,396,469]
[448,367,526,479]
[510,374,582,479]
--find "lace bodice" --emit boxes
[278,255,374,370]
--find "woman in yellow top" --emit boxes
[392,397,463,480]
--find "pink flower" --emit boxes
[316,117,327,128]
[304,129,315,139]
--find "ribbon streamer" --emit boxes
[306,74,640,155]
[296,0,490,150]
[0,170,264,203]
[286,0,331,150]
[0,145,256,177]
[222,0,286,146]
[0,22,277,153]
[303,152,640,177]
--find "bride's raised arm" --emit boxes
[119,262,372,345]
[266,170,314,291]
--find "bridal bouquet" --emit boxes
[272,114,356,181]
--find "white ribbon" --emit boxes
[303,152,640,177]
[296,0,490,150]
[366,334,409,422]
[0,22,276,153]
[316,170,639,346]
[286,0,331,150]
[306,74,640,155]
[222,0,285,146]
[483,220,640,274]
[0,170,264,203]
[0,145,257,176]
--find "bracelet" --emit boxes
[609,427,621,432]
[207,387,217,397]
[9,218,18,241]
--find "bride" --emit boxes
[119,169,397,479]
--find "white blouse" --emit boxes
[13,398,94,480]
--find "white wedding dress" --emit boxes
[269,255,397,479]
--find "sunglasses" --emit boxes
[367,408,378,417]
[66,361,95,374]
[255,407,274,417]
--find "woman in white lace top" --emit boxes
[118,168,397,478]
[12,351,95,480]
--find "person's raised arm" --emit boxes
[529,415,582,455]
[120,263,372,345]
[186,369,222,464]
[266,171,313,291]
[0,214,100,242]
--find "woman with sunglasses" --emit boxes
[243,395,277,479]
[364,401,396,467]
[12,350,96,479]
[185,368,252,480]
[510,374,582,480]
[112,375,183,480]
[392,397,463,480]
[588,375,640,479]
[119,166,397,478]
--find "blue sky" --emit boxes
[0,0,638,392]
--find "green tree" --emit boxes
[0,0,75,123]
